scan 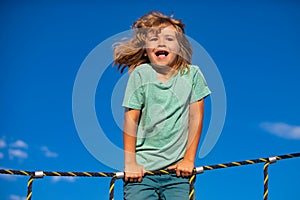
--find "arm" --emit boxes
[123,108,145,182]
[168,99,205,177]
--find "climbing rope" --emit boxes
[0,152,299,200]
[26,176,34,200]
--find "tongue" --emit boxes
[158,54,166,59]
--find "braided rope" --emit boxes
[109,176,118,200]
[0,152,299,200]
[26,176,34,200]
[189,174,196,200]
[263,162,270,200]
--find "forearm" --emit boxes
[124,132,137,164]
[184,99,204,163]
[123,108,140,165]
[123,108,145,182]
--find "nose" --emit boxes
[157,38,166,47]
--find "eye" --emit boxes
[166,37,175,41]
[149,37,158,41]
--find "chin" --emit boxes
[151,62,171,67]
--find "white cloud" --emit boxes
[51,176,76,183]
[0,137,29,162]
[260,122,300,139]
[0,138,6,148]
[41,146,58,158]
[10,140,28,149]
[9,194,26,200]
[0,174,18,181]
[8,149,28,160]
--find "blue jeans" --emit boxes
[124,174,194,200]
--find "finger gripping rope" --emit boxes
[0,152,299,200]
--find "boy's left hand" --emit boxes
[167,159,194,177]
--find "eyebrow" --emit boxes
[146,31,176,38]
[164,34,176,37]
[147,33,176,37]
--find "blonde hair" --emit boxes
[113,11,192,74]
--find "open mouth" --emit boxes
[155,50,169,58]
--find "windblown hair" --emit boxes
[113,11,192,74]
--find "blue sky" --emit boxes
[1,1,300,200]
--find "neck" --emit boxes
[151,64,176,76]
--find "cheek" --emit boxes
[145,40,156,49]
[173,47,180,55]
[169,42,180,53]
[145,49,156,62]
[145,47,151,54]
[145,41,154,51]
[145,48,154,58]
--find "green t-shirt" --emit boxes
[122,63,211,170]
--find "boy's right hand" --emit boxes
[124,163,146,183]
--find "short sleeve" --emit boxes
[190,67,211,103]
[122,70,144,110]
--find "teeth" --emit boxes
[155,51,168,56]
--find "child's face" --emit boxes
[145,25,180,68]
